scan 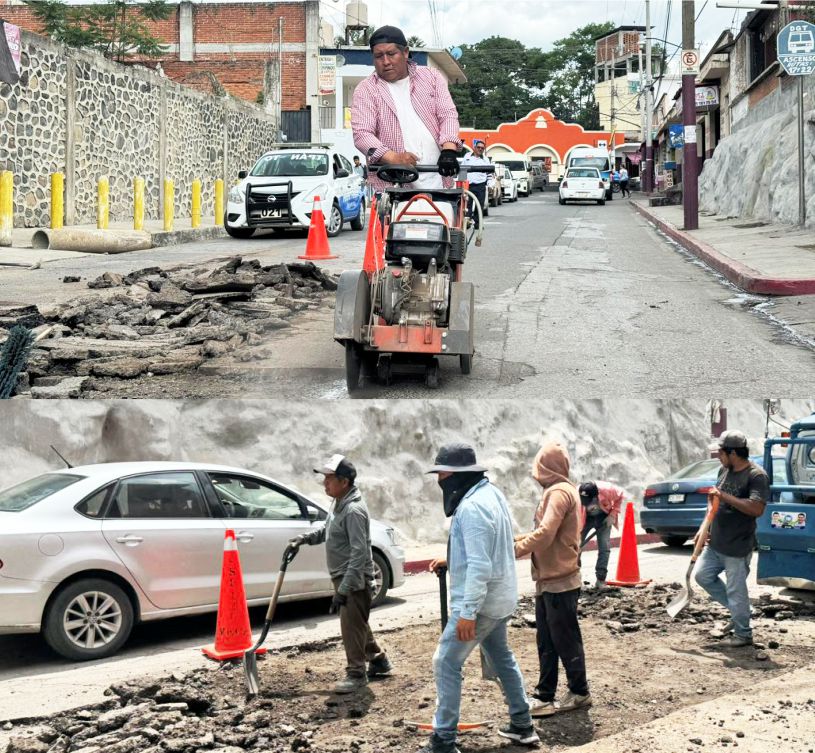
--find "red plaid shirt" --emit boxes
[351,61,463,191]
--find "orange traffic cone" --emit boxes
[202,529,267,661]
[298,195,337,260]
[605,503,652,587]
[362,196,381,275]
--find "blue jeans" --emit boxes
[694,546,753,638]
[583,518,612,581]
[432,613,531,745]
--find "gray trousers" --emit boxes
[332,578,384,677]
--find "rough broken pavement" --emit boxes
[3,585,813,753]
[0,258,338,399]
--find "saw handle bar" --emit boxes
[370,163,495,185]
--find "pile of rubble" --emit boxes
[0,258,338,398]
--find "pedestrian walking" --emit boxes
[289,454,392,693]
[424,443,539,753]
[351,25,462,194]
[514,441,591,717]
[578,480,625,588]
[618,166,630,197]
[461,139,490,229]
[695,430,769,647]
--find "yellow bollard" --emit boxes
[133,176,145,231]
[214,179,224,226]
[0,171,12,247]
[97,176,109,230]
[191,179,201,229]
[51,173,64,230]
[163,178,174,232]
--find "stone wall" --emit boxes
[0,30,281,227]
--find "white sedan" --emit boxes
[0,462,405,660]
[559,167,606,206]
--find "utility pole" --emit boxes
[681,0,699,230]
[610,38,616,135]
[644,0,654,193]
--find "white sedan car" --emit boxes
[498,164,519,202]
[0,462,405,660]
[559,167,606,206]
[225,145,366,239]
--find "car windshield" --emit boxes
[665,459,721,481]
[0,473,85,512]
[250,153,329,177]
[499,161,526,171]
[571,157,610,170]
[568,169,600,178]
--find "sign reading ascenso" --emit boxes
[778,20,815,76]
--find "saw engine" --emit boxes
[374,257,450,327]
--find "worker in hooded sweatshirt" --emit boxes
[514,440,591,718]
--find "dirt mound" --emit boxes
[4,587,814,753]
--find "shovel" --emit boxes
[243,542,300,698]
[666,494,720,619]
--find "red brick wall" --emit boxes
[1,2,308,107]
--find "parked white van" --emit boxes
[492,153,533,197]
[566,147,614,200]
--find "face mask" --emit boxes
[438,472,485,517]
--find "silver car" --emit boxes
[0,462,405,661]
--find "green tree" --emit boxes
[25,0,173,62]
[406,36,425,48]
[450,36,539,130]
[532,22,615,129]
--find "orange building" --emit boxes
[461,108,625,179]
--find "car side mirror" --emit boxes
[238,170,248,180]
[335,168,350,178]
[307,507,321,522]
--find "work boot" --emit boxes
[367,654,394,678]
[497,723,540,746]
[594,579,608,590]
[333,674,368,694]
[721,634,752,648]
[529,698,556,717]
[709,620,734,638]
[417,733,460,753]
[557,691,592,712]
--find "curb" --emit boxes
[403,532,663,574]
[632,202,815,296]
[150,225,226,247]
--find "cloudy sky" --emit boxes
[321,0,752,70]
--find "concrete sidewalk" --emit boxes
[1,217,226,261]
[402,524,660,573]
[632,200,815,297]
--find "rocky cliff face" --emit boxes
[1,399,812,542]
[699,104,815,228]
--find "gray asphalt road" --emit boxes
[2,193,813,397]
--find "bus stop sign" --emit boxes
[778,20,815,76]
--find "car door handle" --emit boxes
[115,535,144,545]
[235,532,255,542]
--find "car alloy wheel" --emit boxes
[44,578,134,661]
[326,203,343,237]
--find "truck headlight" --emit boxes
[228,186,244,203]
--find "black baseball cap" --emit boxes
[369,25,408,49]
[718,430,748,450]
[314,454,357,483]
[579,482,599,501]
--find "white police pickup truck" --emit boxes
[225,144,366,238]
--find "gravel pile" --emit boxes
[0,258,337,398]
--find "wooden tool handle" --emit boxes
[690,496,719,562]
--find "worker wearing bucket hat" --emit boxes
[424,443,539,753]
[695,430,769,647]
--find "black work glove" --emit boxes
[437,149,459,177]
[288,534,308,551]
[329,592,348,614]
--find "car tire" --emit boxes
[598,198,606,206]
[660,535,688,547]
[371,550,391,607]
[224,218,255,239]
[326,202,344,237]
[43,578,134,661]
[606,190,613,201]
[559,197,566,205]
[350,199,366,231]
